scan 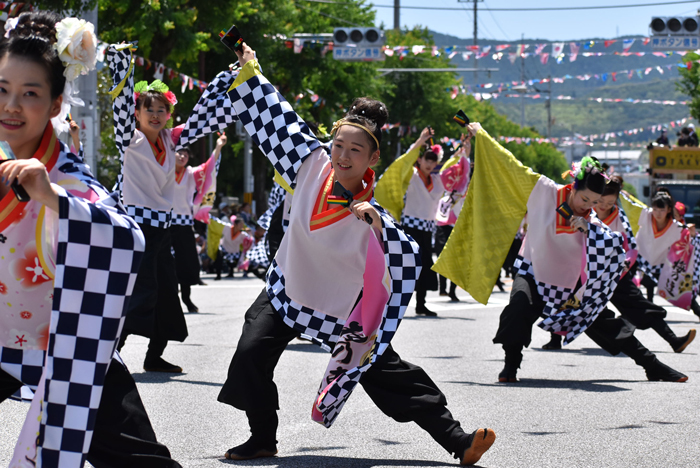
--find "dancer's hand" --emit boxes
[570,216,588,233]
[0,159,58,211]
[348,200,380,226]
[466,122,482,137]
[236,43,256,67]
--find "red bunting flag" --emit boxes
[604,40,616,47]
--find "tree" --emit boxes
[677,52,700,121]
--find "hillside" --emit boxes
[429,31,693,144]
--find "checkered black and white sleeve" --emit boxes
[313,201,421,428]
[227,66,321,189]
[38,184,145,466]
[176,70,240,150]
[371,201,421,358]
[107,46,135,158]
[107,45,135,199]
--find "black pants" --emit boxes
[0,359,181,468]
[121,225,188,357]
[611,271,667,330]
[404,226,437,306]
[435,225,457,295]
[641,273,656,302]
[170,224,201,287]
[218,290,469,457]
[494,275,655,367]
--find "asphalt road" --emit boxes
[2,275,699,468]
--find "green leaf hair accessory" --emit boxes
[134,80,178,107]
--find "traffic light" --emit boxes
[333,27,385,48]
[650,16,699,35]
[332,27,386,62]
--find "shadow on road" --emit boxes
[448,378,633,393]
[131,372,222,387]
[530,347,624,357]
[286,341,326,353]
[402,316,475,322]
[216,454,482,467]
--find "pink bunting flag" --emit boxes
[540,52,549,64]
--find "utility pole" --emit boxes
[473,0,478,82]
[547,75,552,138]
[394,0,400,31]
[73,4,98,171]
[520,33,525,128]
[458,1,482,82]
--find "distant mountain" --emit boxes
[427,30,692,143]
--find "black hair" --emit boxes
[572,157,606,195]
[136,91,172,112]
[0,11,66,100]
[422,150,438,162]
[344,97,388,152]
[651,191,674,220]
[602,174,624,197]
[177,147,192,158]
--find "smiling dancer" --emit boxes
[217,42,496,466]
[0,11,181,467]
[108,43,237,372]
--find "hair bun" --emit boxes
[347,97,388,129]
[11,11,60,43]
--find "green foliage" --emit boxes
[94,0,568,197]
[677,52,700,122]
[623,182,638,198]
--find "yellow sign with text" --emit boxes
[650,148,700,171]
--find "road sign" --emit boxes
[650,35,700,50]
[333,46,385,62]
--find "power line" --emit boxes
[293,1,365,26]
[483,1,512,41]
[301,0,700,11]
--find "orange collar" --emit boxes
[0,124,60,232]
[652,216,673,239]
[417,169,434,192]
[310,168,375,231]
[150,135,166,166]
[555,184,590,235]
[175,167,185,183]
[599,205,619,226]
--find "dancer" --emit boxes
[375,128,469,316]
[217,43,496,466]
[208,215,254,280]
[435,136,471,302]
[620,189,700,320]
[109,43,237,372]
[544,175,696,352]
[434,124,687,383]
[171,133,227,312]
[0,11,181,466]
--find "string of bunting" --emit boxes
[454,61,698,98]
[96,42,210,94]
[476,94,689,106]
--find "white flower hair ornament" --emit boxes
[51,18,98,134]
[3,18,18,38]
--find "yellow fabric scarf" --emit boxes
[432,129,540,304]
[374,143,422,220]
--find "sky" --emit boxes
[369,0,700,42]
